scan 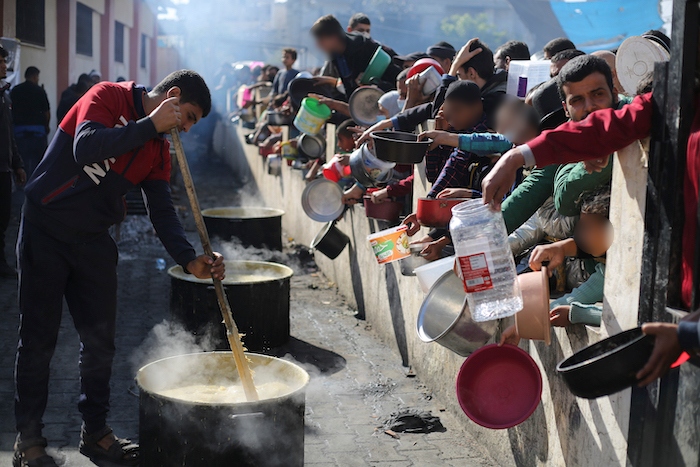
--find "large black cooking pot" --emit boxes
[169,261,293,351]
[556,327,655,399]
[310,221,350,259]
[202,207,284,251]
[371,130,432,164]
[137,352,309,467]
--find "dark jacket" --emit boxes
[57,84,82,124]
[0,86,23,173]
[24,81,196,267]
[481,70,508,129]
[332,32,401,100]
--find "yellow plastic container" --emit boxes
[367,225,411,265]
[293,97,331,135]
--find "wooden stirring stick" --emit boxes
[169,129,259,402]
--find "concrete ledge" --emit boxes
[213,119,639,467]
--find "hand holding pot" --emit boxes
[529,239,578,272]
[636,323,682,386]
[437,187,479,199]
[370,188,389,204]
[402,213,421,236]
[420,130,458,150]
[499,324,521,347]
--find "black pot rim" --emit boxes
[556,327,650,374]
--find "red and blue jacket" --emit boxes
[24,81,197,267]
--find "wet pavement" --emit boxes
[0,146,497,466]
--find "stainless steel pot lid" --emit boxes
[349,86,385,126]
[301,178,345,222]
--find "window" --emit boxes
[17,0,45,46]
[76,2,93,56]
[115,22,125,63]
[140,34,147,69]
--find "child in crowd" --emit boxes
[402,97,540,260]
[500,185,613,346]
[368,80,486,207]
[307,119,357,183]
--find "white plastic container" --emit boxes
[414,256,456,293]
[419,66,442,96]
[450,199,522,322]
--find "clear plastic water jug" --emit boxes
[449,199,522,322]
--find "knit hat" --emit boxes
[427,41,456,59]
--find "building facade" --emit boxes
[0,0,159,132]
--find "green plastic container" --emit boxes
[294,97,332,135]
[360,47,392,84]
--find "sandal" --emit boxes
[12,436,58,467]
[79,425,139,467]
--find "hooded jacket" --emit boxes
[24,81,196,267]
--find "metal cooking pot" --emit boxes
[202,207,284,251]
[298,133,326,159]
[349,145,394,188]
[556,327,655,399]
[363,194,403,222]
[416,197,471,228]
[267,110,293,126]
[417,270,498,356]
[169,260,293,350]
[311,221,350,259]
[399,243,430,276]
[267,155,282,176]
[371,130,432,164]
[137,352,308,467]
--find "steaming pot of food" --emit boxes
[169,260,293,351]
[202,207,284,251]
[137,352,309,467]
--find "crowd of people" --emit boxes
[236,12,699,395]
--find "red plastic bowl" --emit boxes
[456,344,542,429]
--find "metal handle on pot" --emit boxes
[228,412,265,421]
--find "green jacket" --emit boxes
[502,165,559,234]
[553,160,613,216]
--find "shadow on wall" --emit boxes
[213,118,258,191]
[384,261,410,368]
[347,209,367,320]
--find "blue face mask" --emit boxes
[396,99,406,110]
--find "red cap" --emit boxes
[407,58,445,79]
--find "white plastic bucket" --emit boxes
[414,256,456,293]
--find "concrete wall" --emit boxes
[213,118,650,466]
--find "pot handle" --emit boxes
[228,412,265,420]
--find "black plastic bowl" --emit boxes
[371,131,431,164]
[556,327,655,399]
[311,221,350,260]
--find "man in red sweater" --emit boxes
[14,70,225,467]
[481,89,700,387]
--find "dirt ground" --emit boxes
[0,138,497,466]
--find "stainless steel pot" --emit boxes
[399,244,430,276]
[417,270,499,356]
[267,110,293,126]
[138,352,309,467]
[298,134,326,159]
